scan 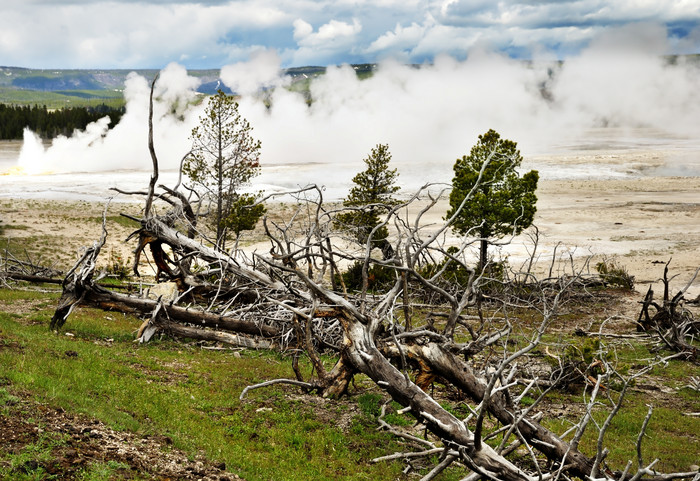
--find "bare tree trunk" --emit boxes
[382,340,596,478]
[341,318,535,481]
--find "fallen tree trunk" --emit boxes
[0,272,63,285]
[340,316,537,481]
[86,286,280,338]
[139,217,287,291]
[381,340,597,478]
[159,322,274,349]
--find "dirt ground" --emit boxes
[0,385,242,480]
[1,171,699,301]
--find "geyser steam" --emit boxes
[15,24,700,192]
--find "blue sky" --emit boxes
[1,0,699,69]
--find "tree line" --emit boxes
[0,103,124,140]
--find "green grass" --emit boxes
[0,286,698,479]
[0,234,75,271]
[0,288,410,481]
[538,347,700,473]
[88,215,141,229]
[543,394,700,473]
[0,87,125,109]
[1,224,30,231]
[75,461,132,481]
[0,430,70,481]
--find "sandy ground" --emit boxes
[395,175,700,295]
[1,173,699,299]
[0,199,144,277]
[2,130,700,298]
[534,176,700,289]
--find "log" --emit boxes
[382,340,597,478]
[163,323,273,349]
[341,317,537,481]
[82,286,280,339]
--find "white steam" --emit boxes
[17,63,200,174]
[15,24,700,194]
[221,50,290,97]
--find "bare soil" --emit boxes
[0,387,242,480]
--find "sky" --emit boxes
[1,0,699,69]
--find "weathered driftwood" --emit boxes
[380,339,597,478]
[0,272,62,285]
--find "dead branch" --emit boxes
[144,73,160,218]
[44,120,699,481]
[637,262,699,362]
[239,379,317,400]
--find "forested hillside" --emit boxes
[0,103,124,140]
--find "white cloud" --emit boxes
[290,18,364,65]
[293,19,314,40]
[366,21,428,55]
[0,1,291,68]
[0,0,698,68]
[294,19,363,48]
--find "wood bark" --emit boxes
[381,340,596,478]
[81,285,279,339]
[340,316,536,481]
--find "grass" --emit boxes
[75,461,132,481]
[0,430,70,481]
[0,234,76,271]
[0,289,412,481]
[538,348,700,473]
[543,393,700,473]
[88,215,141,229]
[0,87,125,109]
[0,259,697,479]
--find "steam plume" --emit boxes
[15,24,700,194]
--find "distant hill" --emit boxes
[0,67,218,91]
[0,65,377,108]
[0,67,224,107]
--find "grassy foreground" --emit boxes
[1,284,698,480]
[0,287,416,481]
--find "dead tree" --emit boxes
[1,241,63,286]
[48,76,700,481]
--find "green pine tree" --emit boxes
[335,144,400,257]
[183,90,265,250]
[446,129,539,271]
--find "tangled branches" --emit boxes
[46,78,700,481]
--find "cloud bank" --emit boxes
[1,0,699,68]
[16,25,700,195]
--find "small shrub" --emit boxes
[106,249,130,280]
[417,248,509,294]
[564,337,602,366]
[383,412,412,427]
[549,337,606,393]
[340,261,395,292]
[357,392,383,418]
[596,259,635,290]
[417,247,472,289]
